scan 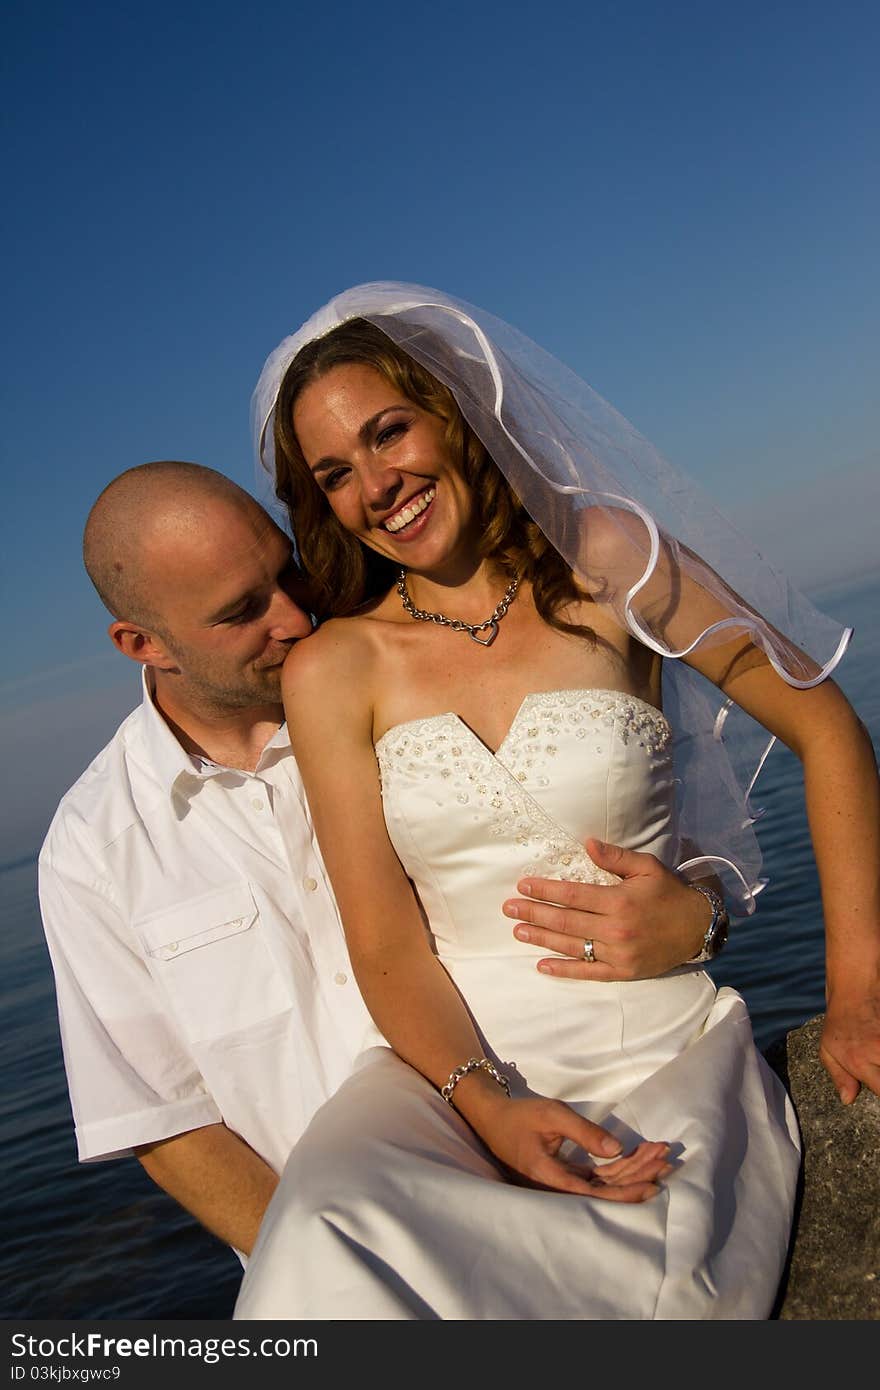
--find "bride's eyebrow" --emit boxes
[309,406,410,476]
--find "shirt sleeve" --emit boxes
[38,826,222,1163]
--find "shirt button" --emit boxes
[251,798,264,811]
[334,972,348,986]
[303,876,318,892]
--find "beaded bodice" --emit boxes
[376,689,676,963]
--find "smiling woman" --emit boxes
[273,321,604,651]
[293,360,475,577]
[232,283,878,1322]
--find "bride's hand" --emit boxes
[475,1095,672,1202]
[820,986,880,1102]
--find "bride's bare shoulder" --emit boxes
[577,505,653,574]
[281,613,380,699]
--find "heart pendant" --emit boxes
[470,622,499,647]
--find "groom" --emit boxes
[39,460,714,1260]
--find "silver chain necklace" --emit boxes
[396,570,520,647]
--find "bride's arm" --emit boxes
[281,624,669,1201]
[582,511,880,1100]
[691,646,880,1102]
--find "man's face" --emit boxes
[145,498,314,709]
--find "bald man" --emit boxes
[38,461,714,1267]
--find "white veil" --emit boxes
[253,282,851,913]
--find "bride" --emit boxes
[234,284,879,1319]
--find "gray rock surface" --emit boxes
[765,1013,880,1319]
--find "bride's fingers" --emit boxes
[528,1140,673,1200]
[582,1178,663,1203]
[595,1153,673,1188]
[588,1141,672,1182]
[526,1154,661,1202]
[563,1143,672,1189]
[553,1108,663,1163]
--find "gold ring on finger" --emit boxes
[583,938,596,963]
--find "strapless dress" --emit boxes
[235,690,800,1320]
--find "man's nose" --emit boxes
[268,588,314,640]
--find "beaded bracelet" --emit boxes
[441,1057,512,1106]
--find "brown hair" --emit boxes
[272,319,594,639]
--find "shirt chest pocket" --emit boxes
[135,883,293,1044]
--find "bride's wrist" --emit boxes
[440,1058,512,1126]
[454,1083,513,1140]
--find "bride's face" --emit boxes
[291,362,481,576]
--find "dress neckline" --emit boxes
[374,688,671,761]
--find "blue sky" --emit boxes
[3,0,878,857]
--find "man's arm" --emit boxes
[136,1124,279,1257]
[503,839,711,979]
[41,833,281,1257]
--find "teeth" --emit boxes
[384,487,435,533]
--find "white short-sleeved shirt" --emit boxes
[38,671,373,1175]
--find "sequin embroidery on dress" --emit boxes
[376,690,672,884]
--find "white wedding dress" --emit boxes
[235,689,800,1320]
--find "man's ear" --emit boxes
[108,620,179,672]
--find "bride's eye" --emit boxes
[321,468,348,491]
[376,422,406,446]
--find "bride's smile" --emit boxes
[380,484,436,535]
[292,361,482,580]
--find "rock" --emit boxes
[765,1014,880,1319]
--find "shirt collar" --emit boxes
[138,668,291,796]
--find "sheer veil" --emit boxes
[253,283,851,913]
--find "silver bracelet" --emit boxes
[441,1057,512,1106]
[687,883,730,962]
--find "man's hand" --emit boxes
[820,989,880,1103]
[503,839,710,980]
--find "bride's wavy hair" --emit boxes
[273,318,594,638]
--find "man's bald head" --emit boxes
[83,461,266,629]
[84,461,312,715]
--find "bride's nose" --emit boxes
[360,460,403,509]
